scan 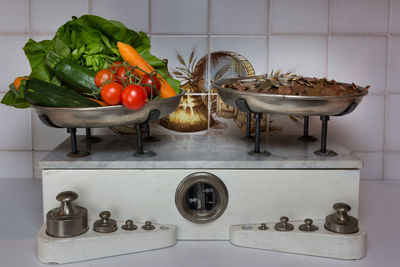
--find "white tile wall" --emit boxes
[210,0,268,35]
[0,0,398,180]
[0,0,28,33]
[30,0,89,34]
[328,36,387,94]
[385,94,400,151]
[90,0,149,33]
[391,0,400,33]
[0,35,30,92]
[269,35,327,77]
[355,152,384,180]
[330,0,389,33]
[0,93,32,150]
[270,0,329,34]
[330,94,385,152]
[151,0,207,34]
[384,152,400,179]
[0,151,32,178]
[388,36,400,93]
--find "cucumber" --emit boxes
[45,50,98,95]
[22,79,100,107]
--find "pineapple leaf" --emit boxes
[176,53,186,67]
[189,49,195,66]
[173,71,183,76]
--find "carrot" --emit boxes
[88,98,108,106]
[117,42,177,99]
[13,77,28,91]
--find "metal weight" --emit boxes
[46,191,88,238]
[324,203,359,234]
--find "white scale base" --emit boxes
[37,221,177,264]
[37,220,367,264]
[230,220,367,260]
[38,135,367,263]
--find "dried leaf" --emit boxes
[176,52,186,67]
[189,49,195,66]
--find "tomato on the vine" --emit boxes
[110,61,122,72]
[116,65,133,84]
[140,74,161,98]
[121,84,148,111]
[100,82,123,105]
[95,69,116,88]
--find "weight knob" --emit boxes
[274,216,294,231]
[258,223,269,230]
[142,221,155,230]
[299,218,319,232]
[93,211,118,233]
[324,203,359,234]
[46,191,88,238]
[122,219,137,231]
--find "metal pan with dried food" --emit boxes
[213,76,368,116]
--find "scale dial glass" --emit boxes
[175,172,228,224]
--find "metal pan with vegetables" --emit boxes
[1,15,184,128]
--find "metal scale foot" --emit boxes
[133,109,161,157]
[314,115,337,157]
[82,128,102,144]
[235,98,270,157]
[298,116,317,142]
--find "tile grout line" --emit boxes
[148,0,152,36]
[383,0,392,180]
[266,0,271,132]
[28,0,34,179]
[326,0,331,78]
[88,0,92,14]
[266,0,271,75]
[207,0,211,132]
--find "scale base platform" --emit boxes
[37,221,177,264]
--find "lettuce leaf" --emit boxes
[23,15,180,91]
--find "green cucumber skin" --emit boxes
[45,51,98,94]
[24,79,100,108]
[54,61,98,94]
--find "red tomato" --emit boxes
[116,65,133,84]
[140,74,161,98]
[110,61,122,72]
[100,82,123,105]
[121,84,148,111]
[95,69,116,88]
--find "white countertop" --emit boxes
[1,179,400,267]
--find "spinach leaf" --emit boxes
[1,83,30,108]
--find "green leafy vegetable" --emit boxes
[4,14,181,108]
[1,83,30,108]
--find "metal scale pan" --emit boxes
[32,91,185,157]
[213,76,368,157]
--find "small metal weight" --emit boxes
[324,203,359,234]
[122,219,137,231]
[258,223,269,230]
[46,191,88,238]
[299,218,319,232]
[274,216,294,231]
[142,221,155,230]
[93,211,118,233]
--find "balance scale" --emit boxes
[37,133,367,264]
